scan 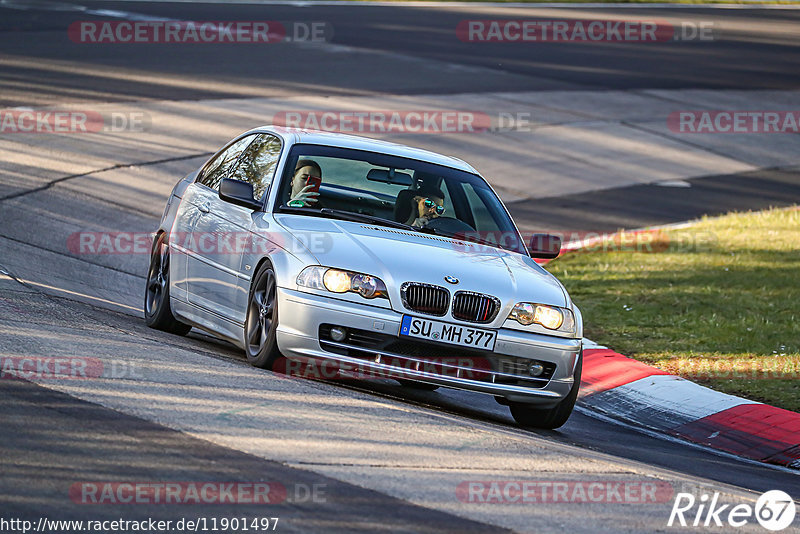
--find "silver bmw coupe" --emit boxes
[146,126,583,428]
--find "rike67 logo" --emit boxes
[668,490,796,531]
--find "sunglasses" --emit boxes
[423,198,445,215]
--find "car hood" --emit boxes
[274,215,568,310]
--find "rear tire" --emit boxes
[144,233,191,336]
[509,351,582,430]
[244,262,281,369]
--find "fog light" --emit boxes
[528,362,545,377]
[330,326,347,342]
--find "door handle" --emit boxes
[198,203,211,214]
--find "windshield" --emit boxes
[274,144,526,254]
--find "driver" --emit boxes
[288,159,322,207]
[406,187,445,228]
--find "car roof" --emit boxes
[247,125,478,174]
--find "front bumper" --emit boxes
[276,287,581,405]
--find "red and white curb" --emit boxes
[578,339,800,470]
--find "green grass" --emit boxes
[545,207,800,412]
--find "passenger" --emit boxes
[406,188,446,228]
[288,159,322,207]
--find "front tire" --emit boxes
[244,262,281,369]
[509,352,582,430]
[144,233,191,336]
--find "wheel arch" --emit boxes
[251,250,308,291]
[251,256,276,284]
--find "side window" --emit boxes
[228,134,282,200]
[197,135,256,190]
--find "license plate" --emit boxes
[400,315,496,351]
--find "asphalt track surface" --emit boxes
[511,166,800,233]
[1,1,800,532]
[2,1,800,106]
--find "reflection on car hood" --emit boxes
[274,214,568,308]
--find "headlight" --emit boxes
[351,274,381,299]
[297,266,388,300]
[534,305,563,330]
[323,269,352,293]
[509,302,575,333]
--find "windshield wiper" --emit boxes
[319,208,418,231]
[277,205,417,232]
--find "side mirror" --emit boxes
[219,178,261,211]
[529,234,561,259]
